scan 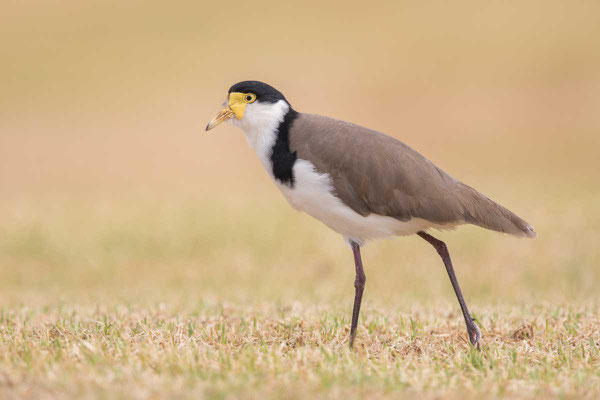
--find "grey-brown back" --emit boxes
[288,113,535,238]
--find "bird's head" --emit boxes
[206,81,291,132]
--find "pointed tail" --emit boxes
[458,183,536,238]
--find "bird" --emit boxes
[206,80,535,349]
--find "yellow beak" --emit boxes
[205,107,235,131]
[205,92,247,131]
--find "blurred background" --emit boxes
[1,0,599,308]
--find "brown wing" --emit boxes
[288,113,535,237]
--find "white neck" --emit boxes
[230,100,290,173]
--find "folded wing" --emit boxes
[289,113,535,237]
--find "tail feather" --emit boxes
[458,184,536,238]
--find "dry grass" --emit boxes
[0,303,600,398]
[1,196,599,399]
[1,302,599,399]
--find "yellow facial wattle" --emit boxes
[205,92,257,131]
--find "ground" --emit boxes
[1,195,598,399]
[1,302,599,399]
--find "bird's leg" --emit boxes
[417,231,482,349]
[349,241,366,349]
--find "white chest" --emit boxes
[276,159,438,244]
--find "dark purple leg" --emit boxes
[349,241,366,349]
[417,231,482,348]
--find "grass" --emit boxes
[1,194,599,399]
[1,302,598,399]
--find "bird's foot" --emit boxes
[467,319,482,349]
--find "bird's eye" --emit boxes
[245,93,256,103]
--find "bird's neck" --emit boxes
[237,100,289,149]
[238,101,299,187]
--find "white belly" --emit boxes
[277,159,449,245]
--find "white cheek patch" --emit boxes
[235,100,289,147]
[226,100,290,177]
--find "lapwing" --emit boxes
[206,81,535,349]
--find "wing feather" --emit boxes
[288,113,535,237]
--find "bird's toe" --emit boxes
[468,321,482,350]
